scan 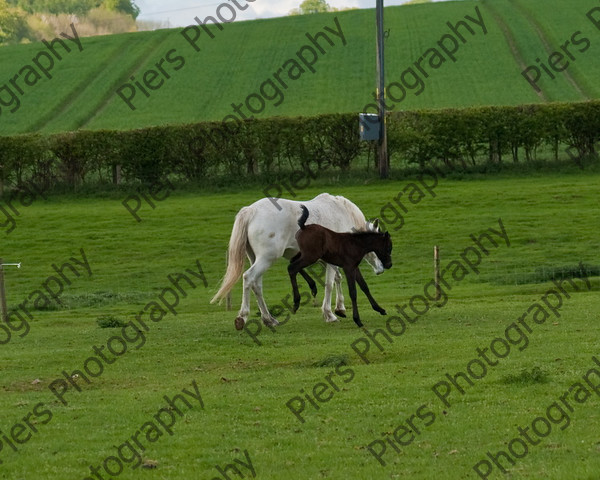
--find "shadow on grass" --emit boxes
[488,263,599,286]
[500,366,550,385]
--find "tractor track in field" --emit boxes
[27,30,173,133]
[508,0,591,100]
[24,38,128,133]
[481,0,548,102]
[78,30,175,129]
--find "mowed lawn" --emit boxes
[0,171,599,480]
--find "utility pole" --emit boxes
[376,0,389,178]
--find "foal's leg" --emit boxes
[342,267,363,328]
[288,256,313,313]
[355,268,387,316]
[286,253,317,312]
[299,269,318,299]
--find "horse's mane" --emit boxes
[349,230,384,238]
[335,195,368,231]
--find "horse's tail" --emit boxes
[211,206,253,305]
[298,205,309,230]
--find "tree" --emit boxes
[103,0,139,19]
[45,0,95,15]
[10,0,95,15]
[7,0,140,18]
[291,0,330,15]
[0,0,28,44]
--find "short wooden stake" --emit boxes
[434,246,441,302]
[0,260,21,322]
[0,259,7,322]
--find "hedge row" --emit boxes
[0,114,361,190]
[0,101,598,191]
[387,101,600,168]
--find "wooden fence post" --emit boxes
[434,246,441,302]
[0,259,7,322]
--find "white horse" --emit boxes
[211,193,384,330]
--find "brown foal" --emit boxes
[288,205,392,327]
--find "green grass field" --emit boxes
[1,0,600,136]
[0,171,598,479]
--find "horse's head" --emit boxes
[366,218,381,233]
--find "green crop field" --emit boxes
[1,0,600,136]
[0,171,598,479]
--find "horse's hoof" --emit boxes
[234,317,245,330]
[262,316,279,327]
[334,309,347,318]
[379,309,387,316]
[325,316,339,323]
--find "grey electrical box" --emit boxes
[359,113,380,141]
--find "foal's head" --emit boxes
[373,231,393,270]
[363,219,386,275]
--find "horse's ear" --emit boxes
[372,219,380,231]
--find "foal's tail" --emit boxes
[211,206,253,305]
[298,205,309,230]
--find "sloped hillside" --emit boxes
[0,0,598,135]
